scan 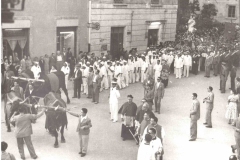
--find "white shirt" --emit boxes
[150,137,163,157]
[93,74,98,82]
[128,61,134,71]
[167,55,174,65]
[109,87,120,104]
[115,65,122,76]
[100,66,107,77]
[174,56,183,68]
[137,142,153,160]
[107,65,115,76]
[122,65,129,75]
[141,61,148,71]
[154,64,162,73]
[83,67,89,78]
[81,115,87,122]
[61,66,70,75]
[183,55,192,66]
[56,55,63,61]
[31,65,41,78]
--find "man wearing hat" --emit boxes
[109,81,120,122]
[73,64,82,99]
[61,62,70,89]
[120,95,137,141]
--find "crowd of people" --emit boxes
[1,28,240,159]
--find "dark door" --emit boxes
[148,29,158,47]
[57,27,77,57]
[110,27,124,60]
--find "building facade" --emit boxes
[90,0,178,58]
[196,0,239,24]
[2,0,88,59]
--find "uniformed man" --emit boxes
[109,81,120,122]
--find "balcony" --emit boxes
[114,0,123,3]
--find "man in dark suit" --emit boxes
[189,93,200,141]
[39,56,45,74]
[66,48,72,64]
[73,64,82,99]
[66,108,92,157]
[49,53,56,72]
[24,82,38,115]
[92,70,101,104]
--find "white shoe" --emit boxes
[113,120,118,123]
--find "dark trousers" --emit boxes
[92,83,99,103]
[205,66,210,77]
[205,108,213,126]
[190,120,197,139]
[220,78,226,93]
[17,136,37,159]
[88,85,93,98]
[154,97,161,113]
[213,63,219,75]
[121,124,135,140]
[192,63,198,75]
[231,76,236,90]
[162,79,168,87]
[74,81,81,98]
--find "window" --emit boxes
[228,6,236,18]
[114,0,123,3]
[151,0,159,4]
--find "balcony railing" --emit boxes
[151,0,159,4]
[114,0,123,3]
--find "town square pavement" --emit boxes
[1,72,237,160]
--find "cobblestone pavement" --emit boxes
[1,71,238,160]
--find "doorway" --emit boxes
[148,29,158,47]
[57,27,77,57]
[110,27,124,60]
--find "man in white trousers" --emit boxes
[107,61,115,88]
[100,61,109,92]
[61,62,70,89]
[154,60,162,82]
[174,53,183,79]
[183,51,192,77]
[128,55,135,84]
[82,63,89,95]
[141,57,148,83]
[122,60,129,87]
[109,81,120,122]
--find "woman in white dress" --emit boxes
[226,89,239,126]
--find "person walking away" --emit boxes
[226,89,238,126]
[121,95,137,141]
[61,62,70,89]
[10,105,46,159]
[109,81,120,122]
[66,108,92,157]
[203,86,214,128]
[189,93,200,141]
[1,141,16,160]
[92,70,101,104]
[87,66,94,99]
[72,64,82,99]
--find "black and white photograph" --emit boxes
[1,0,240,159]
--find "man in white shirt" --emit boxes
[61,62,70,88]
[107,61,115,88]
[174,54,183,79]
[31,62,41,80]
[56,50,63,71]
[82,63,90,95]
[137,134,153,160]
[114,61,122,89]
[128,56,135,84]
[167,51,174,72]
[120,62,126,88]
[109,81,120,122]
[100,62,109,92]
[149,128,163,160]
[183,51,192,77]
[122,61,129,87]
[134,57,140,82]
[141,57,148,83]
[154,60,162,82]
